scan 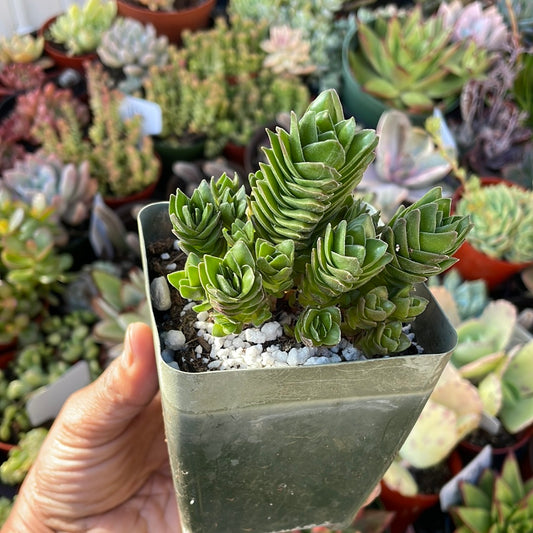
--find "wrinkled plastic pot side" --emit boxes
[138,202,457,533]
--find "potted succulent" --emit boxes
[451,177,533,289]
[32,62,160,205]
[115,0,216,43]
[138,89,472,532]
[450,453,533,532]
[97,16,171,94]
[40,0,117,71]
[142,46,227,168]
[341,5,494,128]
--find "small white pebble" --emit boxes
[161,252,170,260]
[244,328,266,344]
[165,263,177,271]
[261,321,283,341]
[162,330,186,350]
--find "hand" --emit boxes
[2,322,179,533]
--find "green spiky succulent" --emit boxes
[348,5,493,114]
[168,89,472,356]
[451,453,533,533]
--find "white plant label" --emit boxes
[439,445,492,511]
[26,361,92,426]
[119,96,162,136]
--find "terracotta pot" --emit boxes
[103,175,160,209]
[39,17,98,72]
[451,177,533,290]
[115,0,216,43]
[379,451,463,533]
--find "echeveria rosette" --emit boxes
[169,173,247,258]
[355,320,411,356]
[198,241,271,336]
[299,215,391,307]
[378,187,472,287]
[249,89,378,252]
[294,306,342,348]
[255,238,295,298]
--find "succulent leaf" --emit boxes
[294,306,342,347]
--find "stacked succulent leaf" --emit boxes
[168,89,471,356]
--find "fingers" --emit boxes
[59,322,159,441]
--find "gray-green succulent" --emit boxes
[167,89,472,356]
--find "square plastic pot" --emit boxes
[138,201,458,533]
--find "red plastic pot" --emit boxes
[379,451,463,533]
[451,177,533,290]
[39,17,98,72]
[115,0,216,43]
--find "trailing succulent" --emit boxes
[167,89,472,357]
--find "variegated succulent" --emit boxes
[167,89,472,356]
[348,5,494,114]
[97,17,170,93]
[0,63,45,92]
[2,151,97,227]
[47,0,117,55]
[133,0,175,11]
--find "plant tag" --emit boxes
[479,411,501,435]
[119,96,162,136]
[439,445,492,511]
[26,361,91,426]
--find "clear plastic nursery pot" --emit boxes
[138,201,458,533]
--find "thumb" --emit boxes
[60,322,159,441]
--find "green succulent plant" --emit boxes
[132,0,175,11]
[348,5,493,114]
[0,189,73,346]
[0,309,101,442]
[34,62,160,199]
[451,453,533,533]
[90,265,151,358]
[167,89,472,356]
[47,0,117,55]
[0,427,48,485]
[455,177,533,264]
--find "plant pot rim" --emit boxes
[116,0,215,15]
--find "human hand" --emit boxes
[2,322,179,533]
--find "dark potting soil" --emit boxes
[410,461,454,496]
[466,426,520,450]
